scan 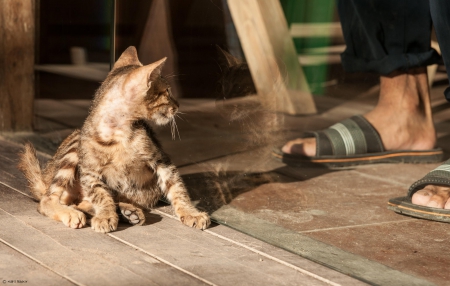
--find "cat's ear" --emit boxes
[112,46,142,70]
[148,58,166,82]
[216,45,241,69]
[124,58,167,96]
[135,57,166,87]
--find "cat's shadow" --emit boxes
[117,212,164,232]
[182,166,339,215]
[81,209,163,232]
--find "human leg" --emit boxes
[388,159,450,219]
[281,0,441,165]
[407,0,450,211]
[282,68,437,157]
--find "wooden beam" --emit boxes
[227,0,316,115]
[138,0,181,98]
[0,0,35,131]
[290,22,343,38]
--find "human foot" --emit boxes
[388,160,450,222]
[282,68,436,157]
[411,160,450,210]
[412,185,450,209]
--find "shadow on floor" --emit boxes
[183,166,339,215]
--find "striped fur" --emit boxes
[18,46,210,232]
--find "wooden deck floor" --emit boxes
[2,78,450,285]
[0,138,360,285]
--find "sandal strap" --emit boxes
[408,159,450,197]
[306,115,384,156]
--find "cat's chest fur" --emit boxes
[83,128,159,193]
[104,146,153,192]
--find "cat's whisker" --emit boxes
[164,73,185,80]
[170,119,176,140]
[173,118,181,140]
[165,74,180,79]
[175,114,185,122]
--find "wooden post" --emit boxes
[227,0,316,115]
[138,0,181,98]
[0,0,35,131]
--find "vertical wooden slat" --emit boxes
[227,0,316,115]
[138,0,181,98]
[0,0,35,131]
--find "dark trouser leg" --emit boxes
[337,0,440,75]
[430,0,450,102]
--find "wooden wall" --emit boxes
[0,0,35,131]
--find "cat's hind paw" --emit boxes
[118,203,145,226]
[91,213,119,233]
[180,211,210,230]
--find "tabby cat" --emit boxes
[216,46,257,122]
[18,46,210,233]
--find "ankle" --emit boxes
[378,68,432,118]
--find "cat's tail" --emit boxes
[18,143,47,200]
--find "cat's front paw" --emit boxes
[60,208,86,229]
[180,211,210,230]
[91,213,119,233]
[119,203,145,225]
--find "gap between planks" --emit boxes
[2,178,341,286]
[298,219,416,234]
[0,228,82,286]
[1,182,214,286]
[153,209,341,286]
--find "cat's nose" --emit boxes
[169,106,178,114]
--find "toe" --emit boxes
[282,138,316,157]
[281,143,293,153]
[281,139,304,154]
[426,197,445,208]
[412,185,450,209]
[445,198,450,210]
[61,217,70,227]
[411,189,432,206]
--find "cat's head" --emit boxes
[104,46,179,126]
[215,46,258,122]
[216,46,256,100]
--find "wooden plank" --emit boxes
[290,22,343,38]
[34,63,109,82]
[209,205,434,286]
[0,139,337,286]
[0,140,209,285]
[0,0,35,131]
[0,186,207,286]
[0,133,366,285]
[0,243,73,286]
[111,210,331,286]
[227,0,316,115]
[205,220,366,286]
[35,99,88,128]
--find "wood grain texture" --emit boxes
[227,0,316,115]
[0,186,207,286]
[0,0,35,131]
[0,138,341,286]
[0,243,73,286]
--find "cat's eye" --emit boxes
[158,88,169,96]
